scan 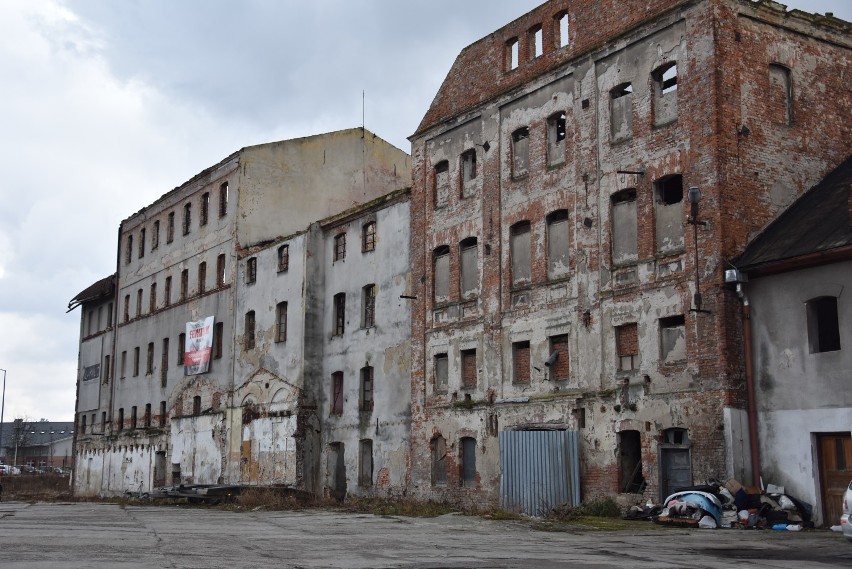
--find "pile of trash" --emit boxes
[625,479,813,530]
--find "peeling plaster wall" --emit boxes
[748,261,852,525]
[170,414,224,485]
[409,0,850,509]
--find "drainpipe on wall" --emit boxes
[737,283,761,488]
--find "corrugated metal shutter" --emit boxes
[499,429,580,516]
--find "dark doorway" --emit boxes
[618,430,645,493]
[328,442,347,501]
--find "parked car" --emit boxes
[842,480,852,542]
[0,464,9,475]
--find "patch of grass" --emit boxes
[340,497,458,518]
[233,488,309,511]
[550,497,622,521]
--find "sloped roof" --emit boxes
[67,274,115,312]
[0,421,75,450]
[736,155,852,273]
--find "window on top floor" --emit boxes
[152,220,160,250]
[611,83,633,142]
[511,128,530,178]
[183,202,191,235]
[556,11,569,48]
[278,244,290,271]
[530,25,543,59]
[433,245,450,303]
[123,294,130,322]
[219,182,229,217]
[200,192,209,226]
[362,222,376,253]
[434,161,449,208]
[460,150,477,198]
[125,234,133,264]
[167,212,175,243]
[334,233,346,261]
[807,296,841,353]
[139,228,146,258]
[506,37,519,70]
[652,62,678,125]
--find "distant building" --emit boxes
[69,129,411,497]
[406,0,850,516]
[0,420,74,468]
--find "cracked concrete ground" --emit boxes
[1,501,851,568]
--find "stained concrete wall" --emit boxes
[748,260,852,524]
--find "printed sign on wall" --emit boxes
[185,316,215,375]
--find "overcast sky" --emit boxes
[0,0,848,423]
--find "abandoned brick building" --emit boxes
[70,129,412,497]
[406,0,850,519]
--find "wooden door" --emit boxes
[817,433,852,526]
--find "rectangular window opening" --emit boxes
[434,353,448,393]
[616,323,639,371]
[361,285,375,328]
[331,372,344,416]
[276,301,288,342]
[461,349,477,390]
[245,311,256,350]
[660,315,686,364]
[360,366,374,412]
[513,341,531,384]
[333,293,346,336]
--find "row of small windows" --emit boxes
[333,221,377,262]
[124,182,229,264]
[505,11,570,71]
[84,302,114,337]
[245,244,289,286]
[329,366,374,416]
[80,401,168,434]
[122,255,227,322]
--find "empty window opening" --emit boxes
[652,62,678,125]
[511,127,530,177]
[664,427,689,445]
[333,293,346,336]
[610,83,633,141]
[106,302,113,328]
[434,353,448,392]
[433,245,450,303]
[130,406,138,430]
[177,333,186,367]
[159,401,167,427]
[461,349,477,389]
[362,222,376,253]
[125,234,133,264]
[180,269,189,301]
[152,220,160,250]
[547,112,567,166]
[149,283,157,313]
[276,301,288,342]
[547,210,569,280]
[120,350,127,379]
[359,439,373,488]
[660,315,686,363]
[167,212,175,243]
[161,338,169,387]
[117,408,124,431]
[768,63,793,125]
[529,25,543,59]
[104,354,111,382]
[507,37,519,70]
[618,430,645,493]
[461,150,477,195]
[616,323,639,371]
[334,233,346,261]
[431,435,447,485]
[217,254,226,286]
[198,261,206,294]
[219,182,229,218]
[193,395,201,416]
[433,160,450,207]
[360,366,374,412]
[549,334,569,381]
[136,288,143,317]
[460,237,478,297]
[461,437,477,486]
[144,403,152,428]
[200,192,209,226]
[183,202,191,235]
[139,228,146,258]
[146,342,154,375]
[246,257,257,284]
[214,322,223,359]
[611,190,639,265]
[331,372,344,416]
[807,296,841,353]
[361,284,375,328]
[244,310,256,350]
[655,62,678,95]
[556,12,569,47]
[510,221,531,287]
[657,174,683,205]
[513,341,531,384]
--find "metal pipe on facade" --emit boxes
[737,284,761,487]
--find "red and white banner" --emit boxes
[185,316,214,375]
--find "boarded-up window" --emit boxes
[461,349,477,389]
[660,315,686,363]
[611,190,638,265]
[333,293,346,336]
[616,323,638,371]
[198,262,206,294]
[461,150,477,198]
[331,372,344,416]
[512,128,529,177]
[547,210,569,279]
[433,245,450,303]
[655,175,684,254]
[513,341,531,384]
[431,435,447,485]
[549,334,569,381]
[214,322,223,359]
[547,112,567,166]
[136,289,143,317]
[806,296,841,353]
[460,237,478,297]
[245,310,256,350]
[510,221,531,286]
[359,439,373,488]
[768,63,792,125]
[434,161,449,207]
[434,353,448,392]
[652,62,678,125]
[360,366,374,412]
[610,83,633,142]
[461,437,477,486]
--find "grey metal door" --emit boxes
[499,429,580,516]
[660,447,692,500]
